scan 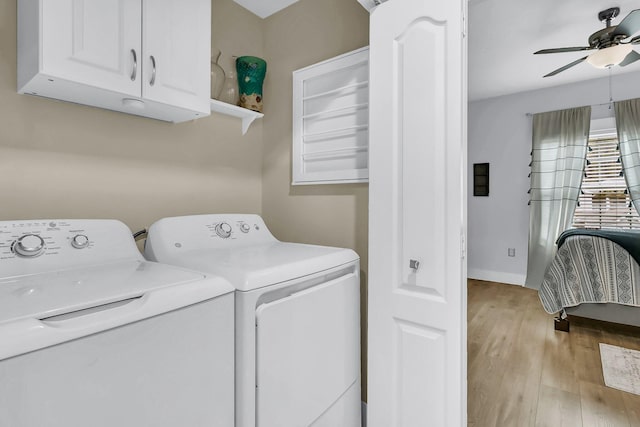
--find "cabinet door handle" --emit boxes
[149,55,156,86]
[130,49,137,81]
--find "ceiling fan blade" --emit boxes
[613,9,640,37]
[534,47,593,54]
[620,50,640,67]
[543,56,588,77]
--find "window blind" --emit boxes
[572,135,640,229]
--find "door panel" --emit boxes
[143,0,210,113]
[368,0,467,426]
[42,0,141,96]
[399,19,447,298]
[256,273,360,427]
[396,322,445,426]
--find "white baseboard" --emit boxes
[467,268,526,286]
[361,401,366,427]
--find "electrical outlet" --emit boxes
[508,248,516,257]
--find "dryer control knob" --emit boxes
[71,234,89,249]
[13,234,45,258]
[215,222,232,238]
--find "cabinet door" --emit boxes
[142,0,211,114]
[41,0,141,97]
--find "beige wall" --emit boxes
[0,0,264,233]
[261,0,370,399]
[3,0,370,401]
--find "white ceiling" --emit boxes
[234,0,640,100]
[469,0,640,101]
[233,0,301,19]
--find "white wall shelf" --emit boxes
[210,99,264,135]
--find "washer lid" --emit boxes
[0,260,234,361]
[0,260,233,324]
[156,242,359,291]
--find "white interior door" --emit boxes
[42,0,141,96]
[367,0,467,425]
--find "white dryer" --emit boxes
[0,219,234,427]
[144,214,361,427]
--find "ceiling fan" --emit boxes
[534,7,640,77]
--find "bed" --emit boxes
[539,228,640,329]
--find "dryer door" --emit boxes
[255,271,361,427]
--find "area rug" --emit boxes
[600,343,640,396]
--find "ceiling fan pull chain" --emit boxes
[608,67,613,110]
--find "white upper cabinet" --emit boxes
[18,0,211,123]
[39,0,141,97]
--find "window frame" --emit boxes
[572,121,640,230]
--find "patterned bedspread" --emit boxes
[539,234,640,314]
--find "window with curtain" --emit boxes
[572,132,640,229]
[525,106,591,289]
[526,100,640,289]
[616,98,640,216]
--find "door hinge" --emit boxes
[462,13,467,38]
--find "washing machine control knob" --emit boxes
[240,223,251,233]
[215,222,232,238]
[13,234,45,258]
[71,234,89,249]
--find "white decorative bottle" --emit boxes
[219,55,239,105]
[210,49,226,100]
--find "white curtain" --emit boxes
[616,98,640,214]
[525,106,591,289]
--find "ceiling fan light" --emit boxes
[586,44,633,68]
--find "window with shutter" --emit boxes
[572,132,640,229]
[292,47,369,185]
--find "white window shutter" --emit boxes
[292,47,369,185]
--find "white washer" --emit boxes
[0,219,234,427]
[144,214,361,427]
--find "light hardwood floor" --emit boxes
[467,279,640,427]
